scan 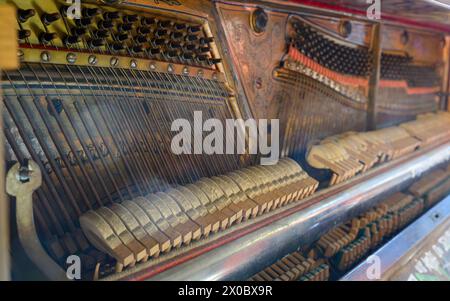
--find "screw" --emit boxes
[66,52,77,64]
[110,57,119,67]
[130,59,137,68]
[88,55,98,65]
[150,63,156,71]
[167,64,174,73]
[182,66,189,75]
[41,51,50,62]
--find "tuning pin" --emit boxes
[158,20,172,28]
[152,38,167,46]
[18,29,31,40]
[117,23,133,32]
[75,17,92,28]
[72,27,87,36]
[103,11,120,20]
[155,29,168,37]
[147,47,161,55]
[185,34,198,42]
[188,25,201,33]
[169,41,181,49]
[137,27,151,35]
[171,31,184,40]
[141,17,155,26]
[42,13,61,25]
[123,14,138,23]
[89,38,105,48]
[115,33,129,42]
[184,44,197,51]
[83,7,100,17]
[199,37,214,44]
[199,46,210,53]
[132,45,144,53]
[182,52,194,60]
[135,35,147,44]
[111,42,125,52]
[98,20,114,29]
[93,29,110,39]
[164,50,179,58]
[196,54,208,62]
[60,5,71,17]
[18,9,35,23]
[174,23,186,30]
[64,35,80,45]
[40,32,57,44]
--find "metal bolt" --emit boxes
[40,51,50,62]
[110,57,119,67]
[182,66,189,75]
[17,163,32,183]
[130,59,137,68]
[88,55,98,65]
[197,69,204,77]
[66,52,77,64]
[17,49,24,58]
[167,64,174,73]
[150,63,156,71]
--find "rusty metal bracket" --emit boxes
[6,160,67,281]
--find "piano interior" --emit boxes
[1,0,450,281]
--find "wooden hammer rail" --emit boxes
[307,112,450,185]
[79,158,319,273]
